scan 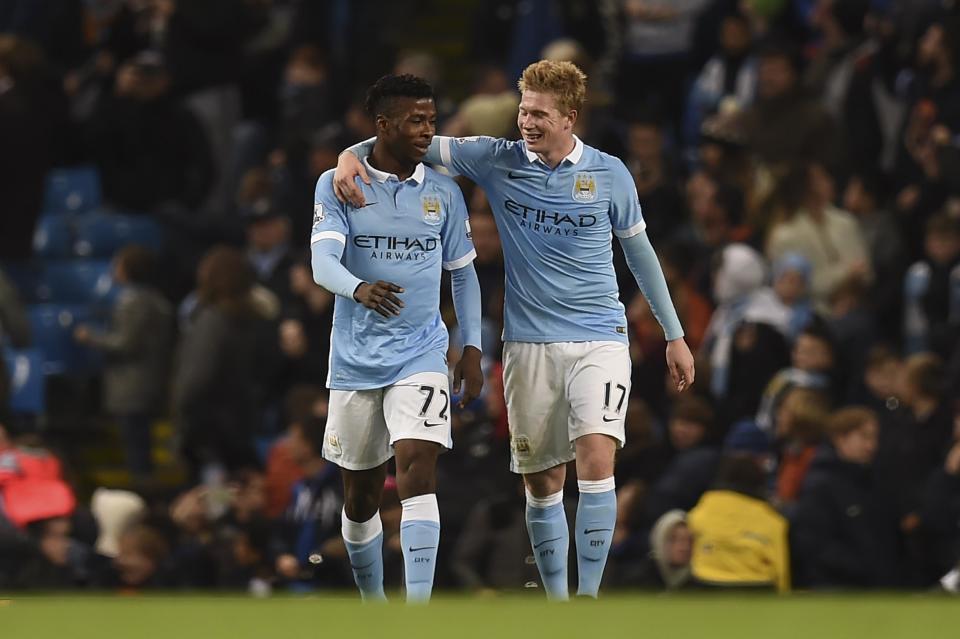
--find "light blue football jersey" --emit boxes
[311,160,476,390]
[431,135,645,344]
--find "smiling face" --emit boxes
[517,89,576,157]
[378,96,437,165]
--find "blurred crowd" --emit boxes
[2,0,960,595]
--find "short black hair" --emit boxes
[755,37,803,73]
[364,74,434,119]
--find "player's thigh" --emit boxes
[383,371,452,451]
[567,341,631,447]
[503,341,573,474]
[323,388,391,471]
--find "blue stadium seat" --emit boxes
[34,260,116,305]
[33,214,76,259]
[27,304,102,375]
[74,213,164,258]
[1,262,41,303]
[42,166,102,215]
[2,347,46,414]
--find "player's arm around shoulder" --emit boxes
[437,135,517,183]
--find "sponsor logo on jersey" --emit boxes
[422,196,442,224]
[465,219,472,239]
[353,235,439,261]
[572,172,597,202]
[313,202,324,224]
[503,198,597,237]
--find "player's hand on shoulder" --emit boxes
[353,280,405,318]
[333,151,370,207]
[454,345,483,408]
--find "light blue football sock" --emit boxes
[525,490,569,601]
[400,494,441,603]
[575,478,617,598]
[342,509,386,602]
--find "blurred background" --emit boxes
[1,0,959,596]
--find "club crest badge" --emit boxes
[511,435,531,460]
[422,196,442,224]
[326,433,342,457]
[572,172,597,202]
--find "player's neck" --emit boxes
[536,135,576,169]
[370,141,417,182]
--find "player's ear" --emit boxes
[567,109,578,129]
[375,113,390,134]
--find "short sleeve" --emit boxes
[440,187,476,271]
[437,136,502,183]
[310,172,350,246]
[609,160,646,239]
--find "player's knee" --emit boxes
[394,442,440,497]
[344,490,380,522]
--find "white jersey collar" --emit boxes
[363,157,425,184]
[524,135,584,166]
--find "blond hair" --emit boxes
[780,388,829,443]
[517,60,587,115]
[825,407,876,440]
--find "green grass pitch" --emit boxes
[2,593,958,639]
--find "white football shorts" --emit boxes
[503,341,631,474]
[322,371,452,471]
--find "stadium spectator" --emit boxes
[742,41,843,168]
[918,410,960,585]
[902,213,960,354]
[754,317,838,434]
[271,415,348,590]
[86,51,215,212]
[766,162,872,311]
[874,353,953,578]
[0,35,65,260]
[688,453,790,592]
[73,246,174,481]
[174,246,276,479]
[614,509,692,590]
[842,172,904,338]
[772,387,830,506]
[791,407,900,588]
[771,252,815,341]
[641,395,721,530]
[237,167,296,306]
[684,10,757,148]
[701,243,791,425]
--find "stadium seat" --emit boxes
[27,304,102,375]
[42,166,102,215]
[34,260,116,305]
[33,214,76,259]
[2,347,46,414]
[1,261,41,304]
[74,212,164,258]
